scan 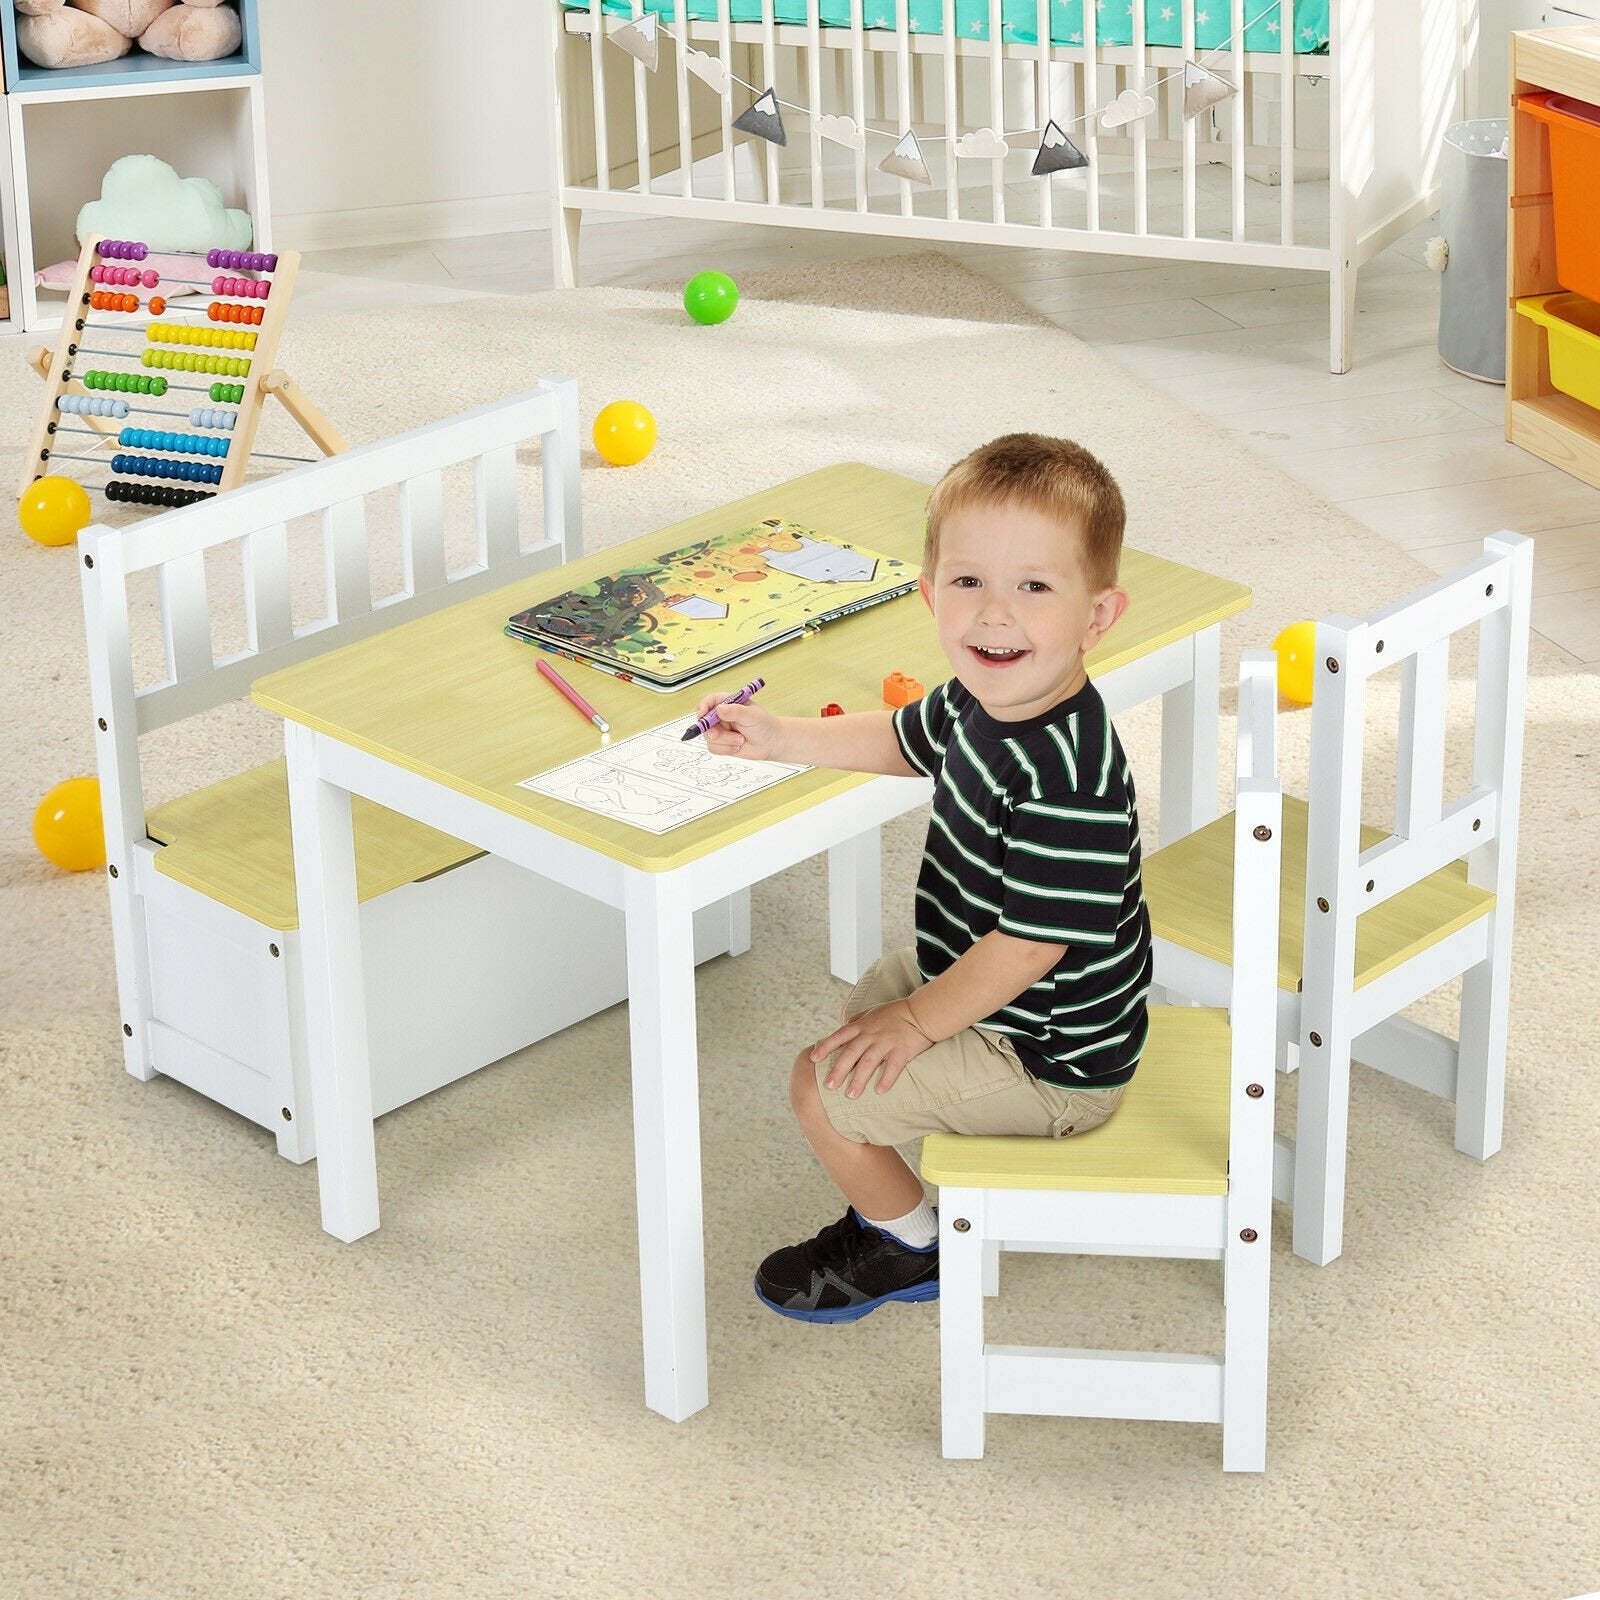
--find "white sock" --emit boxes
[862,1197,938,1250]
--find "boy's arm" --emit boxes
[899,929,1064,1043]
[812,928,1062,1098]
[700,702,920,778]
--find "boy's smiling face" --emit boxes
[920,498,1128,723]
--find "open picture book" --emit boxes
[506,516,920,691]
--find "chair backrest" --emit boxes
[78,378,582,868]
[1226,651,1284,1214]
[1302,532,1533,983]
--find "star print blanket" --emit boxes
[559,0,1329,53]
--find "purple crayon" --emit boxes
[681,677,765,741]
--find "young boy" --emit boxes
[698,434,1153,1323]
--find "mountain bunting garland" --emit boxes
[603,3,1278,177]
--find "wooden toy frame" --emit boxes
[22,233,344,502]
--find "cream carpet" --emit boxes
[3,253,1597,1600]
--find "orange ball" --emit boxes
[18,476,92,547]
[149,295,166,316]
[1273,620,1318,705]
[593,400,657,467]
[33,776,106,873]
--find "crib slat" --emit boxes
[400,470,448,597]
[720,1,735,199]
[1132,0,1147,235]
[1231,0,1246,241]
[589,0,609,192]
[674,0,693,200]
[1280,1,1296,244]
[987,0,1003,224]
[851,0,867,212]
[476,445,519,572]
[1034,0,1051,231]
[1082,0,1099,231]
[762,0,780,205]
[1182,0,1197,238]
[323,500,369,623]
[807,0,823,208]
[242,523,292,654]
[631,8,652,195]
[895,2,912,217]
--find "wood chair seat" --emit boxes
[921,1007,1232,1197]
[1142,795,1495,994]
[146,759,481,931]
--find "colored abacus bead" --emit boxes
[189,407,238,431]
[57,395,130,419]
[149,296,166,316]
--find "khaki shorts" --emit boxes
[815,947,1125,1147]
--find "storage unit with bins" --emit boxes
[1508,24,1600,489]
[0,0,266,334]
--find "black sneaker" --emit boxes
[754,1209,939,1323]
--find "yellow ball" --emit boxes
[1273,620,1319,705]
[33,776,106,873]
[593,400,657,467]
[19,475,92,547]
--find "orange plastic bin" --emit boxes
[1518,91,1600,305]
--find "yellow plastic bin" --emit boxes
[1515,292,1600,412]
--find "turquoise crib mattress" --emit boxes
[562,0,1330,53]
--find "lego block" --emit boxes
[881,672,924,709]
[820,702,844,717]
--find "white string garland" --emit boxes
[602,0,1288,145]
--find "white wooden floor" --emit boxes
[295,213,1600,670]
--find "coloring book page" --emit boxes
[519,720,809,834]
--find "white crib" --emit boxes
[541,0,1475,372]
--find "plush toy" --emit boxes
[15,0,241,70]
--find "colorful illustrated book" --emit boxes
[505,517,919,691]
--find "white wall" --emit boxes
[261,0,553,249]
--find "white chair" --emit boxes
[920,652,1282,1471]
[1142,534,1532,1266]
[80,380,742,1162]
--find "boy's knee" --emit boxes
[790,1048,825,1122]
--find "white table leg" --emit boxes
[827,829,883,984]
[725,888,752,958]
[1161,626,1221,845]
[623,869,709,1422]
[283,722,379,1243]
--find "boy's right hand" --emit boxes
[695,694,783,761]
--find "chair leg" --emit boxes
[982,1238,1000,1297]
[1220,1233,1269,1472]
[1292,1020,1354,1266]
[939,1189,987,1459]
[1454,945,1508,1161]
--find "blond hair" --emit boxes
[924,433,1126,591]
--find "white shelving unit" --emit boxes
[2,71,271,334]
[0,0,267,337]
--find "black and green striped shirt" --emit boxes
[892,677,1152,1088]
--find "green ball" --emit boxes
[683,270,739,326]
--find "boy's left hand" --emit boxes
[812,1001,934,1099]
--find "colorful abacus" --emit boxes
[22,233,347,513]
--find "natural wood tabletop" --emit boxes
[250,462,1251,874]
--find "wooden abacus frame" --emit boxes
[22,233,346,502]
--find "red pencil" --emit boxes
[535,657,610,733]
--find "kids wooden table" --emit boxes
[252,462,1250,1423]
